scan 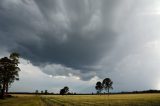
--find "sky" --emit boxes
[1,0,160,93]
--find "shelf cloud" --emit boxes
[1,0,160,91]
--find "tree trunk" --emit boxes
[108,88,109,94]
[0,89,4,99]
[6,83,8,95]
[0,82,5,99]
[107,88,110,106]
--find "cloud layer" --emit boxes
[0,0,119,80]
[0,1,117,65]
[1,0,160,91]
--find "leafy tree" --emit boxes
[60,86,69,95]
[0,52,20,98]
[60,88,65,95]
[102,78,113,94]
[95,81,103,94]
[63,86,69,93]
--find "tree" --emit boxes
[0,52,20,98]
[45,90,48,95]
[102,78,113,95]
[7,52,20,94]
[35,90,39,95]
[41,90,44,94]
[60,88,65,95]
[60,86,69,95]
[95,81,103,94]
[63,86,69,93]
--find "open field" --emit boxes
[41,94,160,106]
[0,95,44,106]
[1,94,160,106]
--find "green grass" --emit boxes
[1,94,160,106]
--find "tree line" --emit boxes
[35,78,113,95]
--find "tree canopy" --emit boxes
[0,52,20,98]
[95,81,103,94]
[102,78,113,94]
[60,86,69,95]
[95,78,113,95]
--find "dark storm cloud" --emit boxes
[0,0,118,71]
[1,0,160,91]
[1,0,160,83]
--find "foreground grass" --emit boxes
[42,94,160,106]
[1,94,160,106]
[0,95,44,106]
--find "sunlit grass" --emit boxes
[0,94,160,106]
[0,95,44,106]
[42,94,160,106]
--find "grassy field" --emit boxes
[0,94,160,106]
[0,95,45,106]
[41,94,160,106]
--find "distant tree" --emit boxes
[41,90,44,94]
[35,90,39,95]
[0,52,20,98]
[60,86,69,95]
[102,78,113,95]
[45,90,48,95]
[60,88,65,95]
[63,86,69,93]
[95,81,103,94]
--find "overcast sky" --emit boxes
[1,0,160,93]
